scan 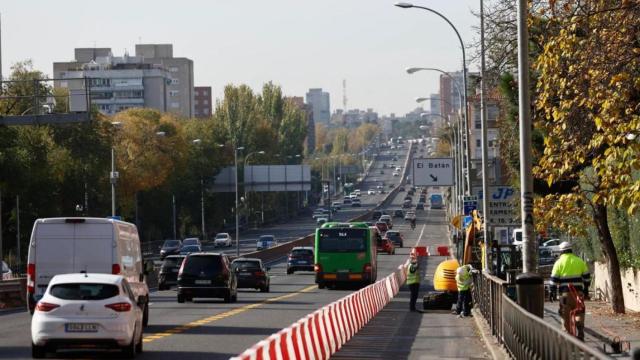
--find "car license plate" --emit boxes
[298,261,308,265]
[195,280,211,285]
[65,323,98,333]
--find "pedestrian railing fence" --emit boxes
[473,272,609,359]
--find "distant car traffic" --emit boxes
[375,221,389,233]
[376,236,395,255]
[351,198,361,207]
[287,247,314,274]
[384,230,404,248]
[317,217,329,226]
[158,255,185,290]
[416,203,425,210]
[177,253,237,303]
[379,215,393,229]
[182,237,201,247]
[393,209,404,218]
[31,273,144,358]
[368,189,376,195]
[404,211,416,221]
[231,258,270,292]
[180,245,202,255]
[332,202,342,210]
[214,232,232,247]
[160,239,182,259]
[257,235,278,250]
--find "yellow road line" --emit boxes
[143,285,316,343]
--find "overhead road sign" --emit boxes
[412,157,454,186]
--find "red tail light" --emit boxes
[35,302,59,312]
[27,263,36,294]
[111,264,121,275]
[105,302,132,312]
[363,263,372,274]
[314,264,322,273]
[254,271,265,276]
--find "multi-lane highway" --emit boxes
[0,146,421,360]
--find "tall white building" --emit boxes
[54,44,194,117]
[55,52,171,115]
[305,88,330,124]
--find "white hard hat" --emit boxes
[558,241,572,251]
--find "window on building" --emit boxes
[169,67,179,73]
[203,99,209,105]
[171,78,179,85]
[476,139,481,147]
[171,102,180,108]
[170,90,179,97]
[488,105,499,121]
[475,121,481,129]
[203,90,208,96]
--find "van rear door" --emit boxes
[72,222,114,274]
[34,222,114,296]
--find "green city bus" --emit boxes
[314,222,378,289]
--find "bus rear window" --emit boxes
[318,228,367,252]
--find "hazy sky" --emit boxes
[2,0,480,116]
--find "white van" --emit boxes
[26,217,151,326]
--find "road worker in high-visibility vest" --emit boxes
[406,250,421,312]
[550,241,591,341]
[454,264,474,317]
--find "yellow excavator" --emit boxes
[423,210,484,310]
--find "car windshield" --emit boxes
[318,228,367,252]
[291,249,313,257]
[260,236,274,242]
[163,240,181,247]
[183,239,199,245]
[50,283,120,301]
[232,261,261,271]
[182,256,222,276]
[216,233,228,239]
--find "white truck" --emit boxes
[26,217,151,326]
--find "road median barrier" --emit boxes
[232,258,410,360]
[0,278,27,310]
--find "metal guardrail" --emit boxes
[473,272,609,359]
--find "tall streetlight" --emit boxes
[218,144,245,257]
[395,0,472,193]
[110,122,123,217]
[244,150,265,227]
[192,139,207,240]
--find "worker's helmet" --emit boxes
[558,241,572,252]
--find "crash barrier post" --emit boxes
[472,272,609,359]
[231,260,410,360]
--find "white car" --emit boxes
[404,211,416,221]
[214,233,232,247]
[2,261,12,280]
[392,172,400,177]
[257,235,277,250]
[31,273,144,358]
[368,189,375,195]
[542,239,563,254]
[317,217,329,226]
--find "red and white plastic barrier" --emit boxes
[232,261,409,360]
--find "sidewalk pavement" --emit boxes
[543,299,640,358]
[332,255,492,360]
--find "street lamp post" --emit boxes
[192,139,206,240]
[395,2,472,193]
[110,122,122,217]
[244,150,265,227]
[234,146,244,257]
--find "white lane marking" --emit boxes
[415,224,426,247]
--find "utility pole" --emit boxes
[479,0,491,271]
[172,194,177,239]
[516,0,543,317]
